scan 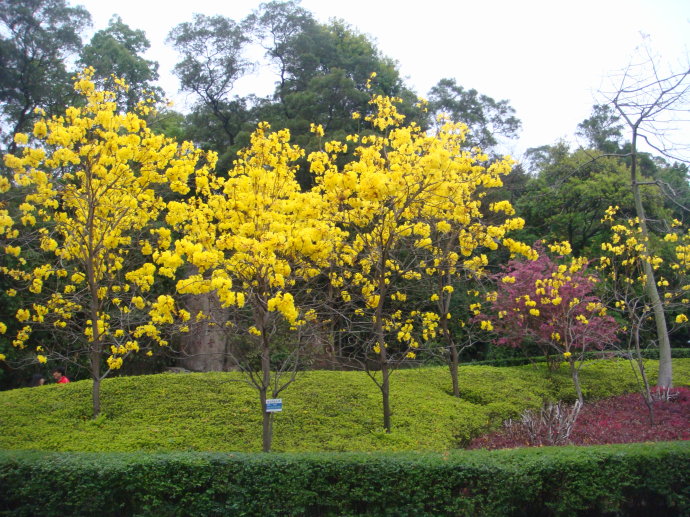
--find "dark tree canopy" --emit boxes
[517,144,665,256]
[0,0,91,154]
[79,15,162,110]
[576,104,624,154]
[168,4,424,181]
[167,14,250,108]
[244,0,317,103]
[427,77,521,150]
[167,14,252,168]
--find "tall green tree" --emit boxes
[79,15,162,111]
[576,104,624,154]
[247,3,423,186]
[427,78,521,150]
[0,0,91,156]
[167,13,252,169]
[245,0,317,107]
[518,144,665,257]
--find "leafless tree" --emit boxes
[602,41,690,388]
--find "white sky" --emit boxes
[75,0,690,160]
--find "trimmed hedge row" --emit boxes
[1,443,689,516]
[470,348,690,367]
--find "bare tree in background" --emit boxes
[603,41,690,388]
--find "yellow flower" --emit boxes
[676,314,688,324]
[563,351,572,359]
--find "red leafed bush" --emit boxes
[484,249,619,359]
[469,386,690,450]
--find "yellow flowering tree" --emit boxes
[599,207,689,394]
[315,95,532,431]
[0,70,214,416]
[419,195,529,398]
[167,122,340,452]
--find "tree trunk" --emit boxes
[90,347,101,418]
[260,335,273,452]
[380,359,391,433]
[630,130,672,388]
[568,359,584,405]
[440,311,460,398]
[260,388,274,453]
[632,319,655,425]
[178,277,230,372]
[448,342,460,398]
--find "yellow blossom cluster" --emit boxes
[600,206,689,309]
[0,70,213,369]
[166,121,343,344]
[310,93,531,364]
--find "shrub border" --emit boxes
[1,442,689,516]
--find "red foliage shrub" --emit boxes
[482,248,618,359]
[468,386,690,450]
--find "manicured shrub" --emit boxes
[1,444,689,516]
[0,360,688,453]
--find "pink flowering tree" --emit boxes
[483,243,619,403]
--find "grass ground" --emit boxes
[1,358,689,453]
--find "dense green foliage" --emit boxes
[469,348,690,368]
[1,442,689,516]
[0,0,91,154]
[79,15,162,110]
[1,360,688,453]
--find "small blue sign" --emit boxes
[266,398,283,412]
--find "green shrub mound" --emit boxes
[471,348,690,367]
[1,359,689,453]
[1,443,689,516]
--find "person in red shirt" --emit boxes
[52,368,70,384]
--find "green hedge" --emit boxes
[1,444,689,516]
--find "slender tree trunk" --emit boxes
[439,313,460,398]
[632,319,655,425]
[376,310,392,432]
[380,357,391,433]
[90,348,101,418]
[85,158,103,418]
[630,130,673,388]
[261,335,273,452]
[448,341,460,398]
[373,264,392,432]
[260,387,273,453]
[568,359,584,405]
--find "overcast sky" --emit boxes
[75,0,690,160]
